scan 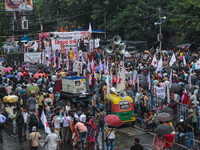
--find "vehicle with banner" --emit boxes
[59,76,92,105]
[109,93,136,124]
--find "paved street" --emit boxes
[1,125,195,150]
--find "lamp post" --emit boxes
[154,7,166,50]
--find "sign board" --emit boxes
[39,31,91,52]
[5,0,33,11]
[119,100,130,110]
[155,86,166,99]
[24,52,41,63]
[29,65,39,73]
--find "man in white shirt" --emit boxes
[44,127,59,150]
[23,108,28,137]
[79,112,86,123]
[52,112,61,134]
[61,113,71,143]
[0,113,6,143]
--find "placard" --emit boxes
[5,0,33,11]
[24,52,41,63]
[155,86,166,99]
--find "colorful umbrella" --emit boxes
[3,67,13,73]
[104,114,123,127]
[27,85,40,95]
[34,73,46,78]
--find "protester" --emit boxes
[0,113,6,143]
[152,134,165,150]
[164,133,175,150]
[186,112,195,149]
[87,117,97,143]
[29,126,41,150]
[16,107,24,139]
[75,121,88,148]
[105,126,116,150]
[95,108,106,140]
[130,138,144,150]
[44,127,60,150]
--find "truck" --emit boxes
[59,76,92,105]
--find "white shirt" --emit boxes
[23,112,28,124]
[53,116,61,129]
[45,133,58,150]
[0,114,6,123]
[79,114,86,123]
[62,116,71,127]
[65,105,71,113]
[51,75,57,82]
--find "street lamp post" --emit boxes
[155,7,166,51]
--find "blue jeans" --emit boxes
[95,125,104,139]
[106,139,114,150]
[79,131,88,144]
[186,132,193,148]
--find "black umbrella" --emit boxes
[125,60,134,66]
[171,83,182,93]
[184,84,196,92]
[156,113,173,122]
[37,63,45,69]
[56,100,66,108]
[159,107,174,116]
[155,124,174,136]
[191,75,198,83]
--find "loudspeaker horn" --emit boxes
[49,33,55,39]
[113,35,121,45]
[118,43,126,54]
[119,91,127,99]
[105,45,114,54]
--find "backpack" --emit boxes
[99,112,105,127]
[30,113,38,126]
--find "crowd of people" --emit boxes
[0,43,199,150]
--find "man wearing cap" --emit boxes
[29,126,41,150]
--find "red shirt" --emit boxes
[90,77,95,87]
[164,133,175,148]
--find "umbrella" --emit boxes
[37,63,45,69]
[4,67,13,73]
[154,124,174,136]
[104,114,123,127]
[191,75,198,83]
[184,84,196,92]
[5,75,16,78]
[144,50,150,54]
[27,85,40,95]
[159,107,173,116]
[125,60,134,66]
[171,83,182,93]
[34,73,46,78]
[56,100,66,107]
[156,113,173,122]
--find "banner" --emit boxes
[39,31,91,52]
[5,0,33,11]
[155,86,166,99]
[24,52,41,63]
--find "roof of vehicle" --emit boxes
[62,76,86,80]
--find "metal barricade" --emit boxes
[178,103,189,122]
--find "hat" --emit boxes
[32,126,37,132]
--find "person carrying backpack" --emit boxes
[28,109,39,133]
[95,108,106,140]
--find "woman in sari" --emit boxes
[87,117,97,143]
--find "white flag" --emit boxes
[183,56,186,67]
[195,59,200,69]
[156,57,163,72]
[169,53,176,67]
[116,61,125,92]
[148,70,151,90]
[87,60,91,73]
[151,55,158,67]
[41,110,51,134]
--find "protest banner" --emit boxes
[24,52,42,63]
[154,86,166,99]
[5,0,33,11]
